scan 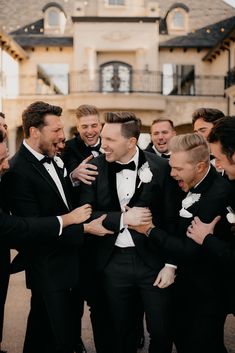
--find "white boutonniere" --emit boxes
[137,162,153,188]
[179,208,193,218]
[226,206,235,224]
[54,156,67,177]
[179,192,201,218]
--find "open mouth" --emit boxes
[178,180,184,188]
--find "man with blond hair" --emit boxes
[132,133,232,353]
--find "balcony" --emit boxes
[3,70,226,97]
[225,68,235,89]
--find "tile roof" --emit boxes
[12,35,73,48]
[160,15,235,49]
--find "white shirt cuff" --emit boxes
[70,171,80,187]
[165,263,177,269]
[57,216,63,236]
[119,213,125,232]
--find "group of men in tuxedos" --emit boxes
[0,100,235,353]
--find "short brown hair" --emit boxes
[75,104,99,119]
[169,133,210,165]
[208,116,235,161]
[192,108,224,126]
[104,111,141,140]
[22,101,62,138]
[151,118,175,130]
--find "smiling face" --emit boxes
[151,121,176,154]
[193,118,214,140]
[169,151,202,192]
[210,141,235,180]
[101,123,136,163]
[76,115,102,146]
[30,114,65,157]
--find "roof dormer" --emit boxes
[42,2,67,35]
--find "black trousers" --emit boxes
[174,309,228,353]
[103,247,174,353]
[23,290,74,353]
[0,248,10,343]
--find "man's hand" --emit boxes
[71,155,98,184]
[153,266,176,288]
[84,214,114,236]
[187,215,221,244]
[61,204,92,227]
[129,221,154,235]
[123,206,152,226]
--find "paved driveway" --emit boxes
[2,265,235,353]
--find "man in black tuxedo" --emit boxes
[1,101,111,353]
[78,111,180,353]
[187,117,235,316]
[145,119,176,159]
[63,104,146,352]
[62,104,103,353]
[133,133,232,353]
[62,104,102,185]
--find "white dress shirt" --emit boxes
[115,148,139,248]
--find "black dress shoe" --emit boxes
[74,340,87,353]
[137,334,145,349]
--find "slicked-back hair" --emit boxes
[151,118,175,130]
[22,101,62,138]
[169,133,210,165]
[104,111,141,140]
[75,104,99,119]
[208,116,235,161]
[192,108,224,126]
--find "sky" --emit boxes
[223,0,235,7]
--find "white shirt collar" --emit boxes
[23,140,45,161]
[85,138,100,148]
[116,147,139,169]
[193,165,211,189]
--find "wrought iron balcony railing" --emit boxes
[2,70,226,97]
[225,68,235,89]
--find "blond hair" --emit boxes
[169,133,210,164]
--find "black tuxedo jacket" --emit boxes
[62,134,97,174]
[77,148,181,272]
[1,144,85,292]
[148,166,233,314]
[145,142,155,154]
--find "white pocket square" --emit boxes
[179,208,193,218]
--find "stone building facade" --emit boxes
[0,0,235,154]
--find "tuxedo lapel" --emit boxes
[52,160,72,210]
[187,167,218,215]
[107,162,122,210]
[20,145,70,209]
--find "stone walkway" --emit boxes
[2,269,235,353]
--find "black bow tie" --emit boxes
[87,145,101,153]
[41,156,53,164]
[112,161,136,173]
[161,153,170,159]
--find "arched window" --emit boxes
[172,10,184,29]
[166,4,189,34]
[48,9,59,26]
[100,62,132,93]
[43,3,66,34]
